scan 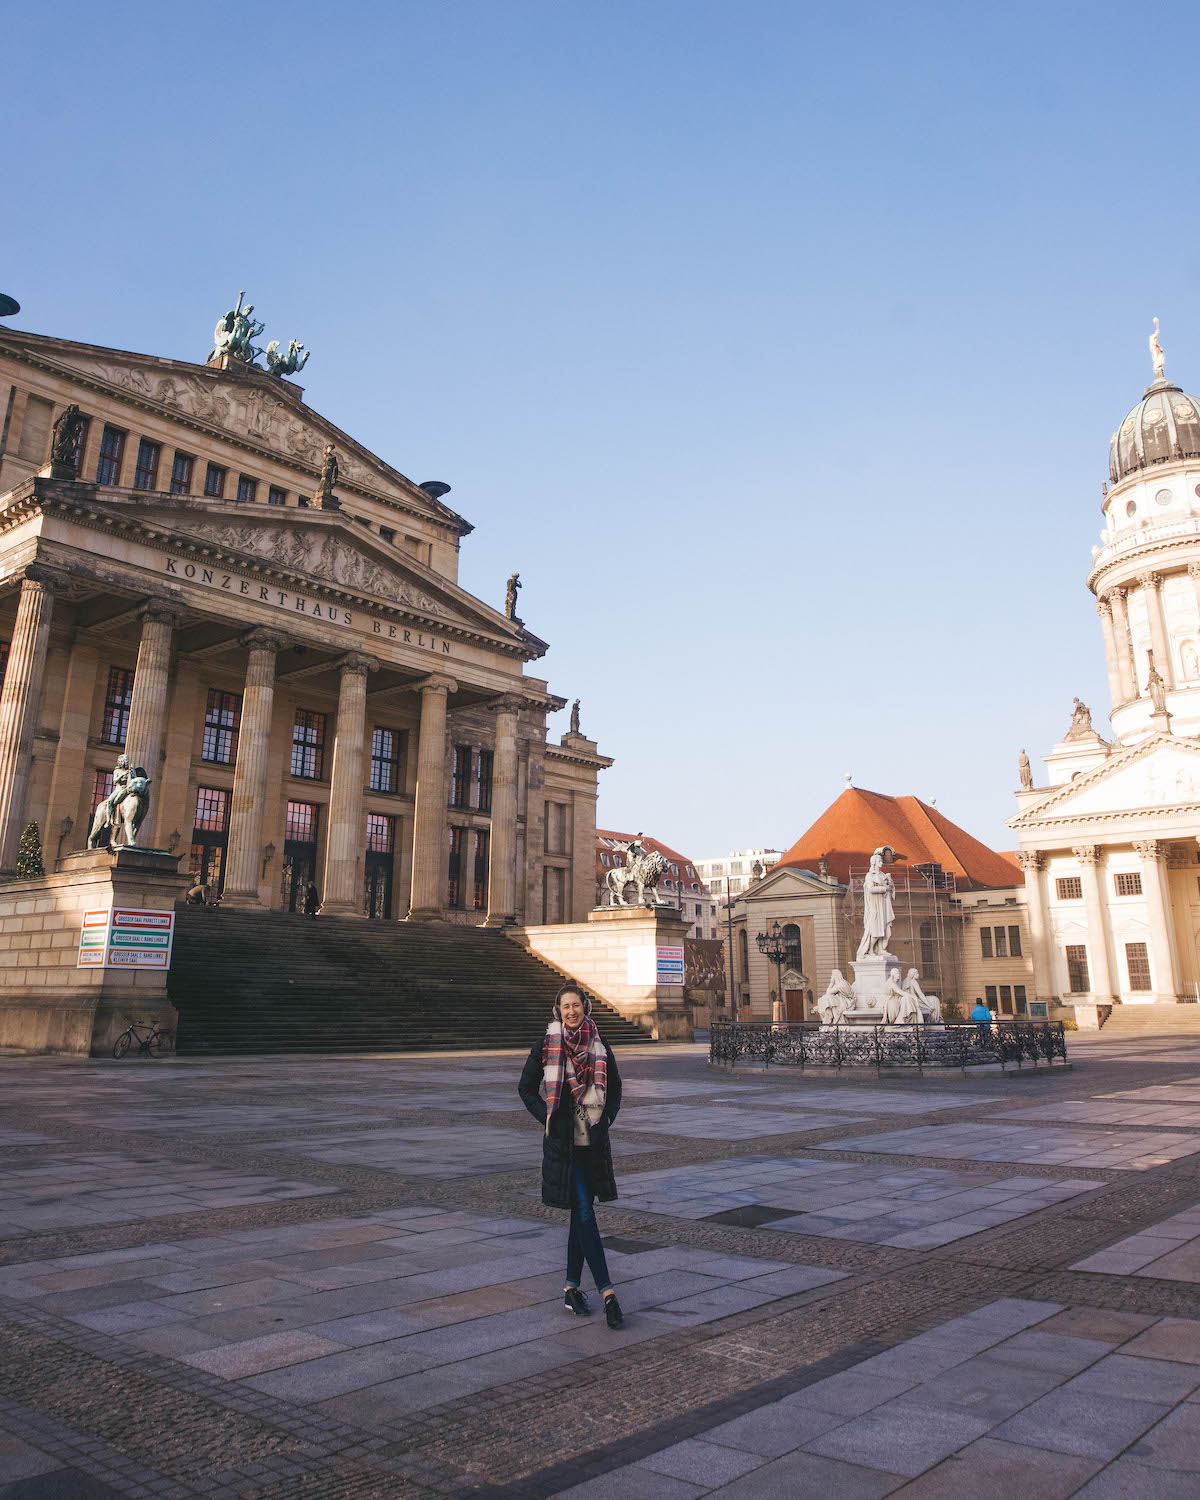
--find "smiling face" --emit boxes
[558,992,586,1028]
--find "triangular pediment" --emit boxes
[1010,734,1200,827]
[0,329,468,532]
[78,495,534,647]
[745,864,838,900]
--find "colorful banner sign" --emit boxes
[77,908,175,970]
[656,944,685,983]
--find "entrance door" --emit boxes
[190,787,229,894]
[785,989,806,1021]
[281,801,319,913]
[363,813,395,920]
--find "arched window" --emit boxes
[738,928,749,981]
[782,923,803,971]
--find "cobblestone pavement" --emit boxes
[3,1033,1200,1496]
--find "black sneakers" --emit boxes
[604,1293,624,1329]
[564,1287,591,1316]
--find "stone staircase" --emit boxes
[168,907,651,1055]
[1095,1002,1200,1035]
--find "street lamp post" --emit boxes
[722,887,738,1020]
[756,920,801,1024]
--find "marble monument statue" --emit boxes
[816,969,855,1025]
[856,848,896,958]
[605,837,669,907]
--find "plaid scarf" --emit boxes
[542,1019,607,1135]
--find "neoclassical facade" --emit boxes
[0,322,608,922]
[1010,340,1200,1005]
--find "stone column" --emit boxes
[1073,845,1114,1001]
[1016,851,1054,1000]
[485,694,523,927]
[319,652,377,916]
[1139,571,1175,688]
[1134,839,1181,1001]
[122,603,181,844]
[1188,565,1200,646]
[0,567,58,873]
[1109,586,1137,703]
[1096,596,1125,711]
[407,674,458,920]
[221,629,287,908]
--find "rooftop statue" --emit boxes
[1150,317,1166,382]
[210,292,265,366]
[1147,651,1169,716]
[505,572,523,622]
[1018,748,1033,790]
[316,444,341,510]
[570,699,581,735]
[265,338,310,377]
[1064,696,1094,741]
[49,403,85,468]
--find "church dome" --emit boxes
[1109,378,1200,483]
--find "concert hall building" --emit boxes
[0,317,609,925]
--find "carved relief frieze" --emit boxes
[164,519,445,615]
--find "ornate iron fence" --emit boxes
[709,1020,1067,1072]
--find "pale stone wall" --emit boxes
[958,890,1035,1014]
[0,847,187,1054]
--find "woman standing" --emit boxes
[518,983,624,1328]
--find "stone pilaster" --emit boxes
[46,639,101,849]
[221,630,287,908]
[1096,596,1125,712]
[485,694,523,927]
[1139,571,1175,689]
[0,567,58,873]
[1016,850,1054,1000]
[407,674,458,920]
[122,604,181,845]
[1109,586,1137,703]
[1134,839,1181,1001]
[320,652,378,916]
[1072,845,1114,1002]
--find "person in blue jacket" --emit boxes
[970,998,993,1041]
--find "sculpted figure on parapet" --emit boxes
[210,293,265,366]
[50,403,85,467]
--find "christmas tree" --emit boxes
[16,823,44,879]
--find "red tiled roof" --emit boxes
[774,789,1020,891]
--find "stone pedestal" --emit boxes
[0,846,187,1056]
[512,905,692,1039]
[839,952,901,1023]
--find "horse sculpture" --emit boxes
[87,770,152,850]
[265,338,310,377]
[606,846,669,907]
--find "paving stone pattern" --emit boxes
[3,1032,1200,1494]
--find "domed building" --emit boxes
[1010,328,1200,1016]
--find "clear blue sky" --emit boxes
[10,2,1199,858]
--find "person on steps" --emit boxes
[518,983,624,1329]
[303,880,320,919]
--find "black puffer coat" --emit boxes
[518,1038,622,1210]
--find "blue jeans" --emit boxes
[565,1156,612,1295]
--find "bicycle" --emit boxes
[112,1017,175,1059]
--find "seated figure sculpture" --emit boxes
[902,968,941,1023]
[880,973,923,1024]
[816,969,855,1025]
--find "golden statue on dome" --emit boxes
[1150,317,1166,382]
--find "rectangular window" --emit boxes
[1056,876,1083,901]
[1126,941,1152,992]
[268,486,287,506]
[69,414,91,475]
[100,666,134,745]
[477,749,493,813]
[133,438,160,491]
[1014,984,1027,1015]
[204,462,227,498]
[91,768,114,816]
[1066,944,1090,994]
[285,801,319,843]
[201,688,241,764]
[473,830,489,910]
[984,985,998,1010]
[95,425,125,485]
[994,926,1008,958]
[448,826,464,908]
[297,495,310,508]
[369,727,402,793]
[1008,925,1022,958]
[998,984,1013,1015]
[451,745,472,808]
[545,802,568,855]
[169,452,193,494]
[236,474,257,503]
[193,786,229,832]
[379,527,395,543]
[1115,872,1143,896]
[290,708,326,780]
[980,927,993,959]
[366,812,394,853]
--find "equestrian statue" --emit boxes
[87,754,152,850]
